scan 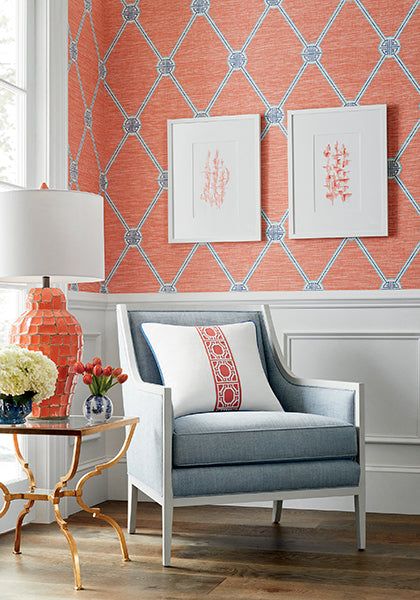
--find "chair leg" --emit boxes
[162,502,173,567]
[354,493,366,550]
[127,481,138,534]
[272,500,283,524]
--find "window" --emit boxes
[0,286,25,482]
[0,1,66,532]
[0,0,33,485]
[0,286,23,345]
[0,0,33,191]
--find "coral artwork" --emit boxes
[323,142,352,204]
[201,149,230,208]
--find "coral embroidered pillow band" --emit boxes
[141,321,283,418]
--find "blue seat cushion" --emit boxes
[172,460,360,497]
[173,411,358,468]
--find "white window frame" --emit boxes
[0,0,68,533]
[32,0,69,526]
[34,0,68,190]
[0,0,36,502]
[0,0,35,190]
[0,0,68,191]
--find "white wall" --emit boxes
[67,290,420,515]
[26,296,107,524]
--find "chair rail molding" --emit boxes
[69,289,420,311]
[66,289,420,514]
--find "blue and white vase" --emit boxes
[83,394,113,424]
[0,394,33,425]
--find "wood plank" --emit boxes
[0,502,419,599]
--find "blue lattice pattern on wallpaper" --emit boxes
[68,0,419,293]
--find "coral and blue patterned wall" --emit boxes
[68,0,419,293]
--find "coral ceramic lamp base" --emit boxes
[9,287,83,419]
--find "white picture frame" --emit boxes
[168,114,261,243]
[288,104,388,239]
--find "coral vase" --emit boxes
[9,288,83,419]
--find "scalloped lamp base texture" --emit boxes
[9,288,83,419]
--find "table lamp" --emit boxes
[0,186,104,419]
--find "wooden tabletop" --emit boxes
[0,416,138,437]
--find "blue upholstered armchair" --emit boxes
[117,304,365,566]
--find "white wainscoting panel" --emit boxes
[71,332,102,416]
[30,303,109,523]
[284,333,420,443]
[64,327,108,518]
[65,290,420,515]
[0,479,35,535]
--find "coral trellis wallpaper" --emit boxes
[68,0,419,293]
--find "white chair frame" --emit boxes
[117,303,366,566]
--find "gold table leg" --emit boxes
[51,435,83,590]
[13,499,34,554]
[53,502,83,590]
[0,481,11,519]
[12,434,36,554]
[0,423,137,591]
[74,423,137,562]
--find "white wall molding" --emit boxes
[66,288,420,514]
[30,319,107,524]
[366,464,420,474]
[69,295,108,312]
[83,332,102,357]
[283,331,420,446]
[69,433,101,446]
[69,289,420,312]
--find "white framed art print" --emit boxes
[288,104,387,239]
[168,114,261,243]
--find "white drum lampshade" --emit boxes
[0,189,104,283]
[0,188,105,419]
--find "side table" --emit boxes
[0,416,138,590]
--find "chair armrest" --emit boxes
[262,306,363,427]
[117,304,173,499]
[282,375,362,426]
[122,379,173,498]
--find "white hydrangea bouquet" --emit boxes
[0,346,58,423]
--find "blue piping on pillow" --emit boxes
[140,324,166,385]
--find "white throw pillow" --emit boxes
[141,321,283,418]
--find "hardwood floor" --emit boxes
[1,502,420,599]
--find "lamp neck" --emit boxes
[42,276,50,288]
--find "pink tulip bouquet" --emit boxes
[73,357,128,423]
